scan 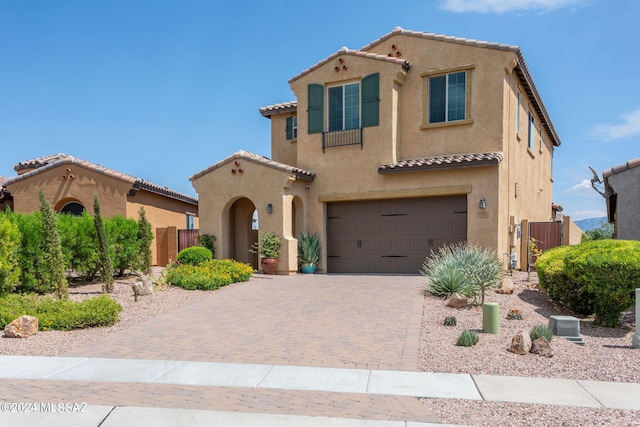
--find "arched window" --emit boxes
[60,202,85,216]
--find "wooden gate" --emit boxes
[529,221,563,264]
[178,229,200,252]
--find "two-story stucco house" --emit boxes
[191,28,561,274]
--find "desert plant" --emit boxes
[0,211,21,295]
[527,237,543,282]
[197,233,217,258]
[506,309,523,320]
[93,195,114,293]
[422,243,503,303]
[530,324,554,342]
[297,231,321,265]
[39,191,68,299]
[177,246,212,266]
[251,232,281,258]
[136,207,153,274]
[456,329,479,347]
[105,215,139,276]
[443,316,457,326]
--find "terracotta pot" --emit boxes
[261,258,278,275]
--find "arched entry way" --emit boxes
[57,200,86,216]
[228,197,259,269]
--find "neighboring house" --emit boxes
[191,28,561,274]
[603,158,640,240]
[0,176,12,211]
[2,154,199,266]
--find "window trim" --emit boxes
[421,64,475,129]
[527,109,535,154]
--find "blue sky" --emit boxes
[1,0,638,221]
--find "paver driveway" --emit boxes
[64,274,425,371]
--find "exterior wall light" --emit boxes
[479,198,487,209]
[266,203,273,214]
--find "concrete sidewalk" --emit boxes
[1,355,639,426]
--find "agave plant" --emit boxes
[297,232,321,265]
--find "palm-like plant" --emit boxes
[297,232,321,265]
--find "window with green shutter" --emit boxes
[307,84,324,134]
[361,73,379,127]
[286,116,297,140]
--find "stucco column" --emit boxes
[279,194,298,275]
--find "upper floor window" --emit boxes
[428,71,466,123]
[307,73,379,134]
[286,116,298,140]
[528,111,535,152]
[328,83,360,131]
[516,91,521,135]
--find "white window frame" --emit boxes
[327,81,361,131]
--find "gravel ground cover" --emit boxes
[1,269,638,426]
[419,271,639,426]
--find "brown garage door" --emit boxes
[327,196,467,273]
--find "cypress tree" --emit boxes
[38,191,68,299]
[93,194,114,292]
[137,206,153,274]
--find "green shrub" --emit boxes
[530,324,554,342]
[58,212,100,280]
[422,243,504,302]
[506,309,523,320]
[0,293,121,330]
[39,191,68,299]
[564,239,640,327]
[443,316,457,326]
[105,215,139,276]
[197,234,216,258]
[456,329,479,347]
[177,246,213,266]
[0,212,21,295]
[536,246,576,305]
[167,259,253,290]
[13,212,48,293]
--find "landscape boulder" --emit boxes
[4,315,39,338]
[530,336,554,358]
[508,330,531,355]
[496,278,515,294]
[132,275,154,296]
[446,293,468,308]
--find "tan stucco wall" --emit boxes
[606,167,640,240]
[7,164,130,217]
[192,157,309,274]
[270,113,298,166]
[562,216,584,245]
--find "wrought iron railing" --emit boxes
[322,128,363,152]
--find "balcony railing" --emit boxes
[322,128,363,153]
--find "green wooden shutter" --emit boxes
[361,73,379,127]
[286,117,293,140]
[307,84,324,134]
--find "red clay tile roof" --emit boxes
[259,101,297,118]
[378,152,504,174]
[7,154,197,205]
[190,150,315,182]
[603,157,640,179]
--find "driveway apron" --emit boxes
[63,274,425,371]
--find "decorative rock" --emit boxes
[496,277,515,294]
[4,315,39,338]
[446,293,468,308]
[132,276,154,296]
[508,331,531,355]
[531,336,554,358]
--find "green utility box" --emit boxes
[483,302,500,334]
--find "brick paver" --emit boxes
[0,378,439,423]
[63,274,425,371]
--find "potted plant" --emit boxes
[297,231,321,274]
[251,232,281,275]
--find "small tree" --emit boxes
[136,207,153,273]
[582,221,614,241]
[38,191,68,299]
[197,233,216,258]
[0,211,21,295]
[93,195,114,292]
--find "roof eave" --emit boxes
[378,159,502,175]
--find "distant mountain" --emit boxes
[574,216,608,232]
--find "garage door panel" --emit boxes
[327,196,467,273]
